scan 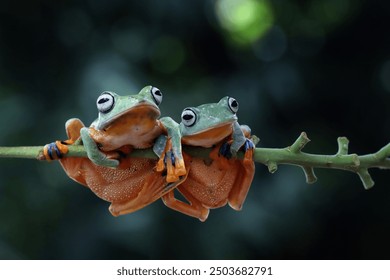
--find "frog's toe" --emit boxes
[155,151,184,178]
[43,141,69,161]
[173,158,186,177]
[159,151,186,183]
[156,156,165,172]
[219,142,233,159]
[244,139,255,151]
[243,139,255,163]
[165,152,178,183]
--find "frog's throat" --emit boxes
[181,121,235,147]
[96,103,160,130]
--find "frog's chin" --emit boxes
[181,121,235,147]
[95,103,160,130]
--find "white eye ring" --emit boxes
[97,92,115,113]
[151,87,162,105]
[181,108,197,127]
[228,97,239,113]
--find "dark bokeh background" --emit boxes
[0,0,390,259]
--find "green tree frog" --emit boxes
[161,96,256,221]
[43,86,190,216]
[45,85,186,183]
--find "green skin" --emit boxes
[80,86,183,168]
[179,96,248,154]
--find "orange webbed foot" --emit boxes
[44,118,85,161]
[43,140,70,161]
[156,138,187,183]
[243,139,255,166]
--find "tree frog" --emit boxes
[45,118,186,216]
[45,85,186,183]
[42,86,188,216]
[161,96,256,221]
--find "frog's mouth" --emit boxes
[181,121,236,147]
[97,103,160,130]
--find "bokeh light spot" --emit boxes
[215,0,274,45]
[149,36,186,74]
[309,0,351,29]
[253,26,287,61]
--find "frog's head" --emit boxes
[180,96,239,147]
[93,85,162,130]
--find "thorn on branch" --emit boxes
[267,161,278,173]
[302,166,317,184]
[357,168,375,190]
[289,132,310,154]
[337,137,349,156]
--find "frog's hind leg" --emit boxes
[109,172,187,217]
[43,118,85,160]
[228,130,256,211]
[42,118,89,186]
[227,158,255,211]
[64,118,85,143]
[162,186,210,222]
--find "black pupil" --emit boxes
[98,97,110,104]
[183,114,193,120]
[154,90,161,96]
[231,100,238,108]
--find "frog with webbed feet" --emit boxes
[161,96,256,221]
[43,86,187,216]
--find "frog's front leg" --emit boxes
[80,128,119,168]
[230,121,248,155]
[156,117,186,182]
[219,122,255,165]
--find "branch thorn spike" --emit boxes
[337,137,349,156]
[357,168,375,190]
[302,166,317,184]
[289,132,310,153]
[267,161,278,173]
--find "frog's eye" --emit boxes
[228,97,239,113]
[97,92,115,113]
[151,87,163,105]
[181,108,197,127]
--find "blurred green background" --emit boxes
[1,0,390,259]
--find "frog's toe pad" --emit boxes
[174,158,186,177]
[244,139,255,151]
